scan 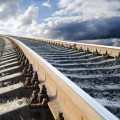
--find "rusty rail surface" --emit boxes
[2,36,119,120]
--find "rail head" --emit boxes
[6,36,119,120]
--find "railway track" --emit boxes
[0,37,54,120]
[17,37,120,119]
[0,36,119,120]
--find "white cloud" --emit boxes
[0,5,39,36]
[42,0,51,8]
[54,0,120,19]
[58,0,73,8]
[0,0,21,20]
[17,5,38,27]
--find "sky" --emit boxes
[0,0,120,41]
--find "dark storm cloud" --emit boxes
[48,17,120,40]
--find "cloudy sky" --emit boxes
[0,0,120,41]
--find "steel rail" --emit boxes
[4,36,119,120]
[14,36,120,58]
